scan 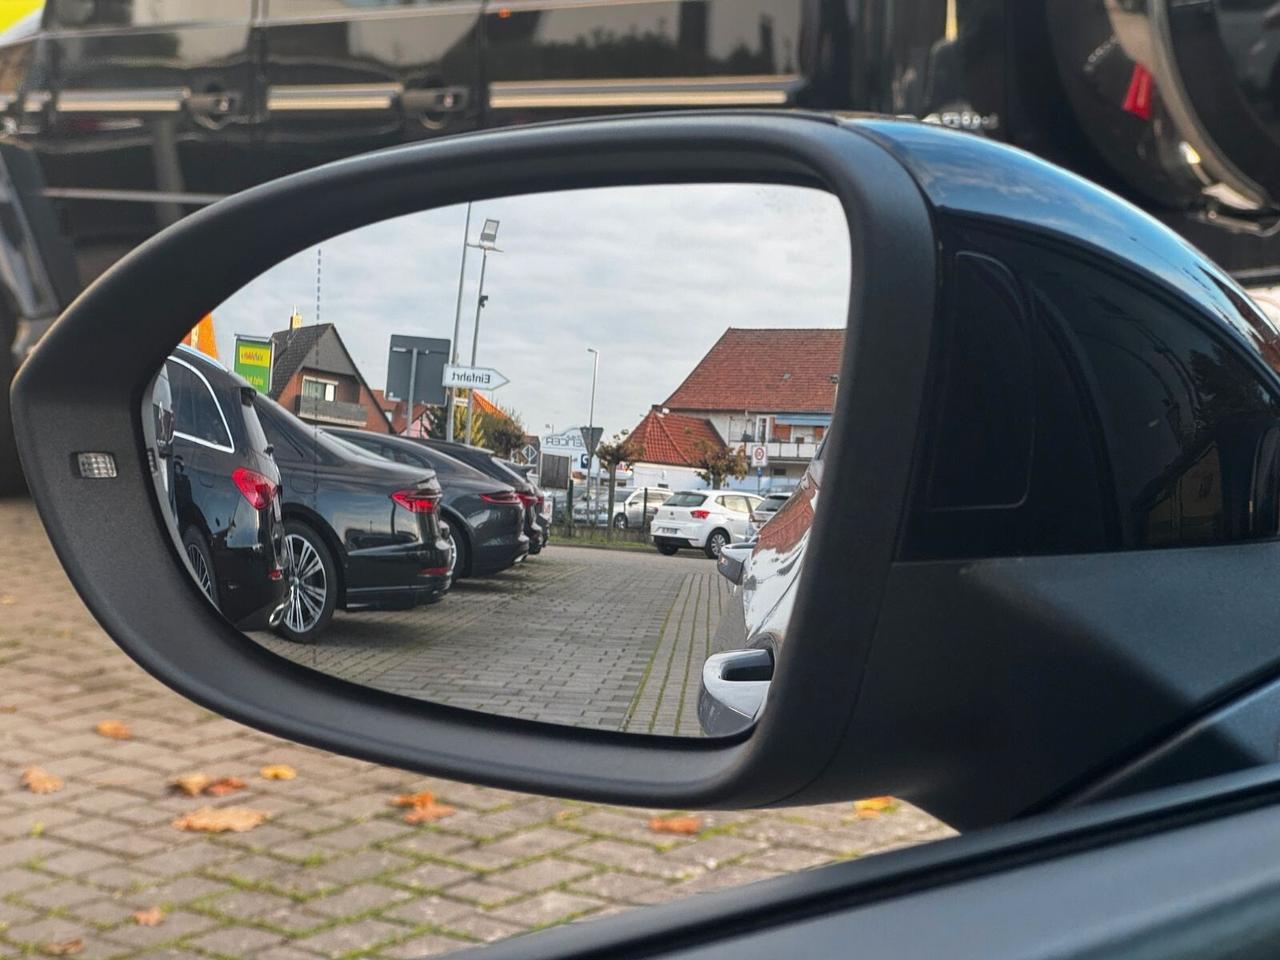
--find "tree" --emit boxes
[484,406,526,459]
[691,438,748,489]
[595,430,646,537]
[427,395,487,448]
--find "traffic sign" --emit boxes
[443,364,509,390]
[749,443,769,467]
[386,335,449,406]
[579,426,603,455]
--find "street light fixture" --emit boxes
[463,218,500,446]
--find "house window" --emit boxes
[301,377,336,402]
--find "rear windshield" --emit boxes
[666,492,707,507]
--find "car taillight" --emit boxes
[515,491,538,508]
[392,489,440,513]
[482,491,522,505]
[690,509,711,519]
[232,467,278,510]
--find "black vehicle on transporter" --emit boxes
[160,347,288,632]
[252,397,453,644]
[5,1,1280,494]
[326,427,530,580]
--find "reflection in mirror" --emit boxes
[145,183,850,736]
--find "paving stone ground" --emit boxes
[0,498,953,959]
[253,547,728,736]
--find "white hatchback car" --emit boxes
[651,489,764,558]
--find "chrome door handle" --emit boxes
[401,86,470,115]
[699,648,773,735]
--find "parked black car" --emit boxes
[3,1,1279,494]
[161,347,288,632]
[325,428,530,579]
[414,439,547,554]
[252,399,453,643]
[502,459,552,550]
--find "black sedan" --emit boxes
[414,438,547,554]
[160,347,288,632]
[326,428,529,578]
[253,399,453,643]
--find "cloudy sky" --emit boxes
[212,182,850,440]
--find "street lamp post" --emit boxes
[586,347,599,526]
[463,218,501,446]
[444,203,473,442]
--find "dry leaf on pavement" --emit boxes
[0,595,15,605]
[391,790,456,823]
[172,806,268,833]
[132,907,165,927]
[260,764,296,780]
[94,720,133,740]
[203,776,247,797]
[21,766,63,794]
[852,796,898,819]
[649,815,702,835]
[39,939,84,956]
[171,772,213,796]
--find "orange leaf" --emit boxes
[172,807,268,833]
[21,767,63,794]
[40,939,84,956]
[202,776,247,797]
[649,815,701,835]
[171,772,212,797]
[95,720,132,740]
[132,907,165,927]
[390,791,436,808]
[402,800,456,824]
[852,796,898,818]
[260,764,296,781]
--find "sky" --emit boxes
[211,182,851,441]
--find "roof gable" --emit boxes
[663,327,844,413]
[628,408,724,468]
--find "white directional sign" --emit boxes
[442,364,509,390]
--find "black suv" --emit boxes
[5,1,1280,490]
[159,347,288,632]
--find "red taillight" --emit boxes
[419,566,451,577]
[690,509,711,519]
[232,467,277,511]
[515,491,538,508]
[482,491,522,505]
[392,489,440,514]
[269,568,284,581]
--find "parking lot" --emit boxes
[0,498,952,960]
[255,546,731,737]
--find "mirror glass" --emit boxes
[144,182,849,737]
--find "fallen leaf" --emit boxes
[202,776,247,797]
[391,790,456,823]
[21,767,63,794]
[172,807,268,833]
[40,939,84,956]
[0,704,17,713]
[852,796,898,819]
[0,595,15,606]
[649,815,702,835]
[260,764,296,781]
[132,907,165,927]
[94,720,132,740]
[171,772,212,797]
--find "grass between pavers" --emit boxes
[548,536,655,553]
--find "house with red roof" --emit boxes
[626,327,844,490]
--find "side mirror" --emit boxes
[16,113,1280,830]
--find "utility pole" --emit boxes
[463,219,500,446]
[445,204,472,442]
[586,347,599,525]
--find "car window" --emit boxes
[240,391,272,456]
[49,0,252,27]
[666,492,707,507]
[166,359,232,451]
[255,405,307,463]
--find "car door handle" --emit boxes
[186,89,239,122]
[401,86,470,115]
[700,649,773,731]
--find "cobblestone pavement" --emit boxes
[254,548,729,736]
[0,499,953,959]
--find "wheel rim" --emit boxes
[186,543,214,601]
[283,533,327,634]
[710,533,727,556]
[614,515,626,528]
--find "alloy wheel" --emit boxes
[186,543,214,601]
[283,533,328,634]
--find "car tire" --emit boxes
[704,529,730,559]
[276,520,336,644]
[181,527,220,609]
[657,543,680,556]
[613,513,627,529]
[450,523,472,581]
[0,314,26,498]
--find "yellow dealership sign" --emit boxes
[234,336,273,393]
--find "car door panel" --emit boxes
[482,0,807,128]
[257,0,483,184]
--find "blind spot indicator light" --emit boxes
[76,453,117,479]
